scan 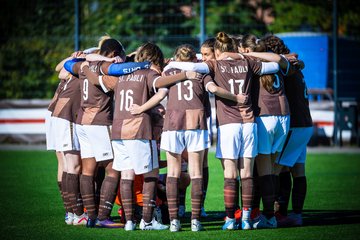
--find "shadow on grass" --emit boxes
[302,210,360,226]
[110,209,360,230]
[164,210,360,228]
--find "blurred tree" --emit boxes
[0,0,73,99]
[0,0,359,99]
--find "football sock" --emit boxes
[259,174,275,219]
[191,178,203,220]
[202,166,209,207]
[98,176,119,221]
[57,181,66,210]
[67,173,84,216]
[94,166,105,208]
[279,171,292,216]
[80,174,97,220]
[241,177,254,209]
[62,172,73,213]
[292,176,307,214]
[224,178,237,218]
[142,177,157,223]
[166,177,179,221]
[120,179,134,222]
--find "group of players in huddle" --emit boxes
[46,31,313,232]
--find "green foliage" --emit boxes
[268,1,332,33]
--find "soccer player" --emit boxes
[198,38,216,217]
[83,42,190,231]
[52,66,86,225]
[45,70,67,222]
[64,38,126,228]
[153,44,211,232]
[227,34,289,229]
[263,35,313,227]
[164,31,280,230]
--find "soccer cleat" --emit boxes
[200,206,208,218]
[178,205,186,218]
[170,219,181,232]
[252,214,277,229]
[222,217,239,230]
[95,218,125,228]
[241,219,252,230]
[124,220,136,231]
[191,219,204,232]
[65,212,74,225]
[73,213,88,226]
[139,218,169,230]
[86,218,97,228]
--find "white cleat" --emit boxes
[139,218,169,230]
[169,219,181,232]
[73,213,88,226]
[191,219,204,232]
[65,212,74,225]
[124,220,136,231]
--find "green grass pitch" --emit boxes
[0,150,360,240]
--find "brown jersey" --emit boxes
[52,76,81,122]
[75,61,114,125]
[252,71,290,117]
[205,58,262,125]
[284,70,313,128]
[48,79,66,112]
[162,68,208,131]
[101,69,160,140]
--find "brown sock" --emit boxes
[224,178,237,218]
[241,177,254,209]
[278,171,292,216]
[166,177,179,221]
[202,167,209,207]
[98,176,119,221]
[67,173,84,216]
[120,179,134,222]
[62,172,73,213]
[57,181,66,210]
[95,166,105,208]
[142,177,158,223]
[80,174,97,220]
[292,176,307,214]
[259,175,275,218]
[191,178,203,220]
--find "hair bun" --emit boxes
[216,32,231,44]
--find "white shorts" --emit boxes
[45,111,56,150]
[256,115,290,154]
[216,123,257,159]
[54,117,80,152]
[76,124,113,161]
[276,127,313,167]
[160,129,210,154]
[112,139,159,175]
